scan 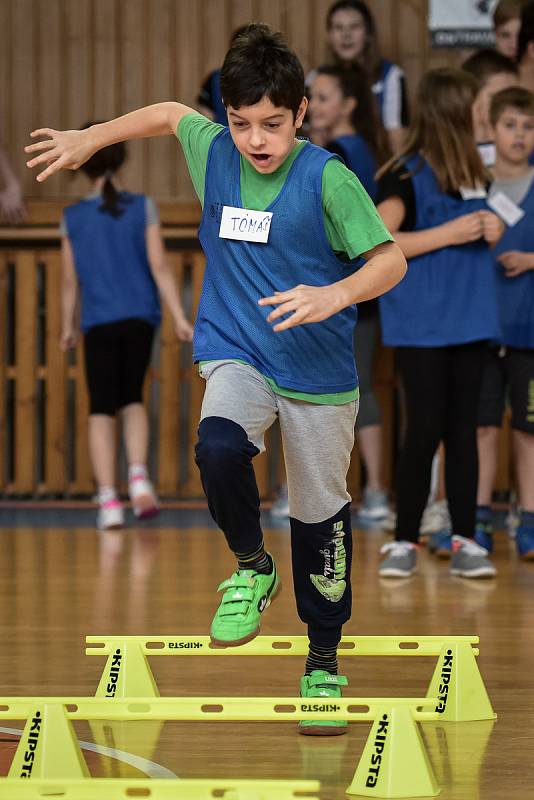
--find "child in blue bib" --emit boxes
[26,23,406,732]
[476,87,534,560]
[376,68,504,581]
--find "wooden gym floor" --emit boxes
[0,512,532,799]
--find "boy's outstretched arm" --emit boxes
[260,241,406,333]
[25,102,193,183]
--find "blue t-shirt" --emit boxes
[64,192,161,332]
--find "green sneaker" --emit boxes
[299,670,348,736]
[210,557,280,646]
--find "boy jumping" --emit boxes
[26,24,406,734]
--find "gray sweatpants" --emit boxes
[200,360,358,523]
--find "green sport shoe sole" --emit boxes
[299,670,348,736]
[210,557,280,647]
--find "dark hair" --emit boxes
[316,64,390,164]
[490,85,534,124]
[79,122,129,218]
[462,48,518,85]
[518,1,534,62]
[493,0,525,28]
[378,69,488,194]
[325,0,381,81]
[220,24,304,119]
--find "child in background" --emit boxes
[27,24,406,730]
[476,87,534,559]
[463,49,519,165]
[493,0,525,61]
[60,136,193,530]
[376,69,503,580]
[323,0,409,151]
[309,64,391,522]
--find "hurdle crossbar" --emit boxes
[0,778,320,799]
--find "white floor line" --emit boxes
[0,726,177,778]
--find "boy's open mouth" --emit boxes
[250,153,273,166]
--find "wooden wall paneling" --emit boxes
[44,251,67,493]
[0,254,7,491]
[175,0,203,202]
[256,0,283,32]
[119,0,145,194]
[229,0,256,31]
[184,251,206,497]
[65,0,94,199]
[146,0,175,199]
[93,0,118,121]
[283,0,314,73]
[157,253,182,495]
[11,0,34,203]
[73,339,92,494]
[0,1,10,149]
[35,0,64,199]
[14,252,37,493]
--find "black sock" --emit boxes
[305,642,338,676]
[235,543,272,575]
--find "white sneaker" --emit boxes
[128,476,159,520]
[97,499,124,531]
[420,499,451,536]
[358,488,390,521]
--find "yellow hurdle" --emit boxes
[0,777,320,799]
[0,695,440,798]
[85,634,495,723]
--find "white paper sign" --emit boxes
[429,0,498,48]
[487,191,525,227]
[478,142,497,167]
[219,205,273,243]
[460,185,487,200]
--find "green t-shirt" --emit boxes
[177,112,392,404]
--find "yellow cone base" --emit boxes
[94,640,160,699]
[8,703,89,780]
[426,643,496,722]
[346,705,439,798]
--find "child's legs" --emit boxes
[84,323,121,488]
[354,313,383,491]
[116,320,155,466]
[508,348,534,511]
[278,398,357,647]
[395,347,448,542]
[195,361,278,554]
[444,342,486,538]
[476,347,506,506]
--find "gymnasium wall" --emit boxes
[1,0,463,204]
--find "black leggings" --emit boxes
[395,342,486,543]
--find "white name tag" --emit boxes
[460,185,487,200]
[487,191,525,227]
[219,205,273,243]
[478,142,496,167]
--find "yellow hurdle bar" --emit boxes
[86,634,480,657]
[0,778,320,799]
[0,695,438,722]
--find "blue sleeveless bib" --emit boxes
[331,134,377,200]
[492,178,534,349]
[196,130,358,393]
[379,156,501,347]
[64,192,161,332]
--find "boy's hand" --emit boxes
[25,128,96,182]
[498,250,534,277]
[259,284,343,332]
[175,316,194,342]
[60,328,79,351]
[480,211,504,246]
